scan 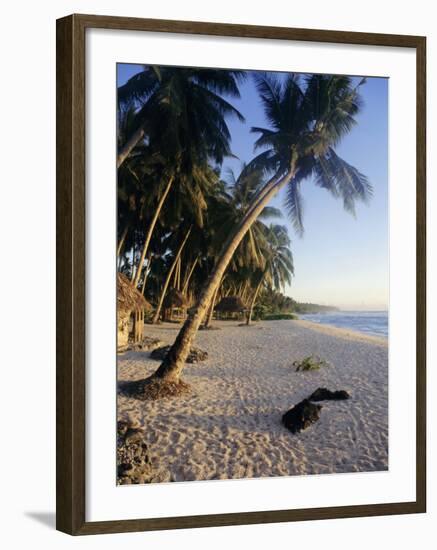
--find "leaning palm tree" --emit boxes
[139,72,371,393]
[117,104,165,259]
[246,224,294,325]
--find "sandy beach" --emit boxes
[117,319,388,483]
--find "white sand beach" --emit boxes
[117,319,388,483]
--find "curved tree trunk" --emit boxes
[203,284,220,328]
[141,253,152,295]
[182,256,199,295]
[117,223,129,258]
[246,271,266,325]
[151,227,192,324]
[131,176,174,288]
[241,280,249,302]
[152,165,296,383]
[117,126,145,168]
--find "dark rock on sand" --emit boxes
[117,419,154,484]
[129,336,162,352]
[150,345,208,364]
[308,387,350,401]
[282,399,322,434]
[118,337,163,354]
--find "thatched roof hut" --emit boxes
[117,273,152,351]
[163,287,187,309]
[117,273,151,314]
[215,295,246,312]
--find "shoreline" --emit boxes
[293,319,388,346]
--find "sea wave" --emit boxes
[299,311,388,338]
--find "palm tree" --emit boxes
[117,104,167,264]
[143,72,371,390]
[117,66,245,168]
[202,167,281,327]
[219,167,282,269]
[151,225,193,324]
[118,66,245,288]
[246,224,294,325]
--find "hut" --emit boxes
[117,273,152,351]
[162,287,187,321]
[215,295,247,320]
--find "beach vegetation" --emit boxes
[293,355,330,372]
[262,313,298,321]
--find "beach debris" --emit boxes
[117,419,154,484]
[150,345,208,364]
[293,355,329,372]
[119,376,191,400]
[127,336,163,352]
[282,399,322,434]
[308,387,350,401]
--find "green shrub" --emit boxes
[253,304,269,321]
[293,355,329,372]
[262,313,298,321]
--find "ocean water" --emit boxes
[300,311,388,339]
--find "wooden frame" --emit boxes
[56,13,426,535]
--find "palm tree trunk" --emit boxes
[176,256,181,290]
[241,280,249,302]
[117,126,145,168]
[172,256,180,288]
[152,166,296,383]
[243,282,252,304]
[151,227,192,324]
[182,257,198,295]
[246,271,266,325]
[204,283,220,328]
[141,253,152,295]
[117,223,129,258]
[236,281,243,297]
[132,176,174,288]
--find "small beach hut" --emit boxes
[215,295,246,320]
[117,273,151,351]
[163,287,187,321]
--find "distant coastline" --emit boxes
[293,301,340,314]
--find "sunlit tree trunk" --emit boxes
[141,253,152,295]
[182,257,199,295]
[132,176,174,288]
[117,126,145,168]
[241,280,249,301]
[246,269,267,325]
[242,282,252,305]
[151,227,192,324]
[117,223,129,258]
[203,283,220,328]
[152,166,296,383]
[175,256,181,290]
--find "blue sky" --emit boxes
[118,64,388,311]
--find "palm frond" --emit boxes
[118,67,160,105]
[252,72,284,130]
[315,149,372,215]
[284,180,305,236]
[258,206,283,220]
